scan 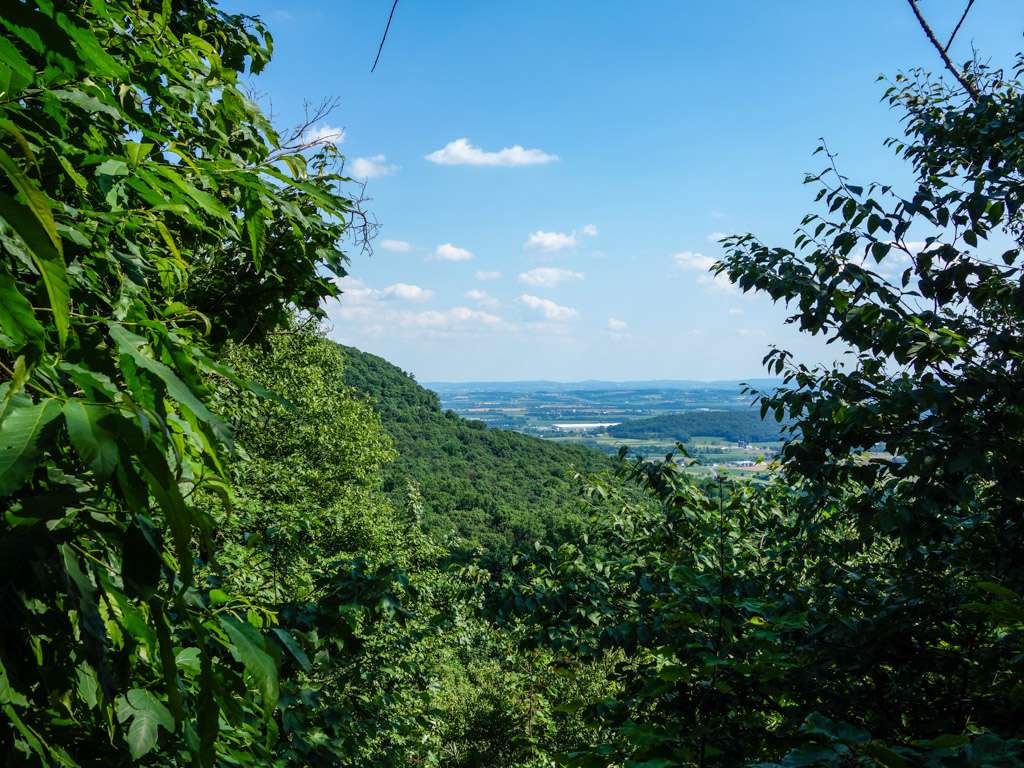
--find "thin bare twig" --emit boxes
[944,0,976,52]
[371,0,400,73]
[906,0,981,101]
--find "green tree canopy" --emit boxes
[0,1,354,763]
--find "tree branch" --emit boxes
[371,0,400,73]
[905,0,980,101]
[944,0,976,52]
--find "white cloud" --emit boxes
[425,137,558,166]
[707,231,729,243]
[336,276,432,304]
[380,239,413,253]
[737,328,766,337]
[518,267,584,288]
[474,270,502,281]
[431,243,474,262]
[607,317,628,333]
[673,250,735,293]
[728,307,744,316]
[525,230,577,252]
[350,154,398,179]
[396,307,503,329]
[699,274,737,293]
[335,276,376,305]
[301,124,345,147]
[383,283,432,301]
[582,224,599,237]
[673,251,716,271]
[331,280,509,337]
[465,289,499,308]
[518,294,578,321]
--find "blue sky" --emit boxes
[224,0,1021,381]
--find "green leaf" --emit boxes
[0,192,69,346]
[0,146,61,256]
[0,658,28,707]
[0,397,61,495]
[125,142,154,169]
[135,440,195,587]
[244,206,265,271]
[220,617,279,715]
[977,581,1018,599]
[0,35,34,91]
[151,165,230,220]
[63,400,118,476]
[96,158,129,177]
[107,323,229,443]
[271,627,311,672]
[0,274,43,350]
[57,156,88,190]
[51,88,123,120]
[75,664,98,709]
[174,647,201,674]
[116,688,174,759]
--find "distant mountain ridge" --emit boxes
[425,378,783,394]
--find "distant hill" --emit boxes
[608,409,788,443]
[339,345,608,562]
[425,378,782,394]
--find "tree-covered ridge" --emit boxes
[339,344,608,562]
[607,408,786,443]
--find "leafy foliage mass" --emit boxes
[3,2,1024,767]
[495,50,1024,768]
[607,408,786,443]
[0,1,351,763]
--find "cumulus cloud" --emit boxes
[474,270,502,281]
[673,251,717,271]
[396,307,503,329]
[332,279,509,337]
[582,224,599,237]
[383,283,432,301]
[673,250,735,293]
[525,230,577,252]
[518,267,584,288]
[336,277,432,304]
[301,124,345,147]
[518,294,577,321]
[425,137,558,166]
[607,317,629,336]
[380,239,413,253]
[350,154,398,179]
[431,243,474,262]
[465,289,499,308]
[335,276,376,305]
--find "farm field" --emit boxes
[429,382,787,477]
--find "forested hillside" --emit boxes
[607,408,786,443]
[339,345,607,561]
